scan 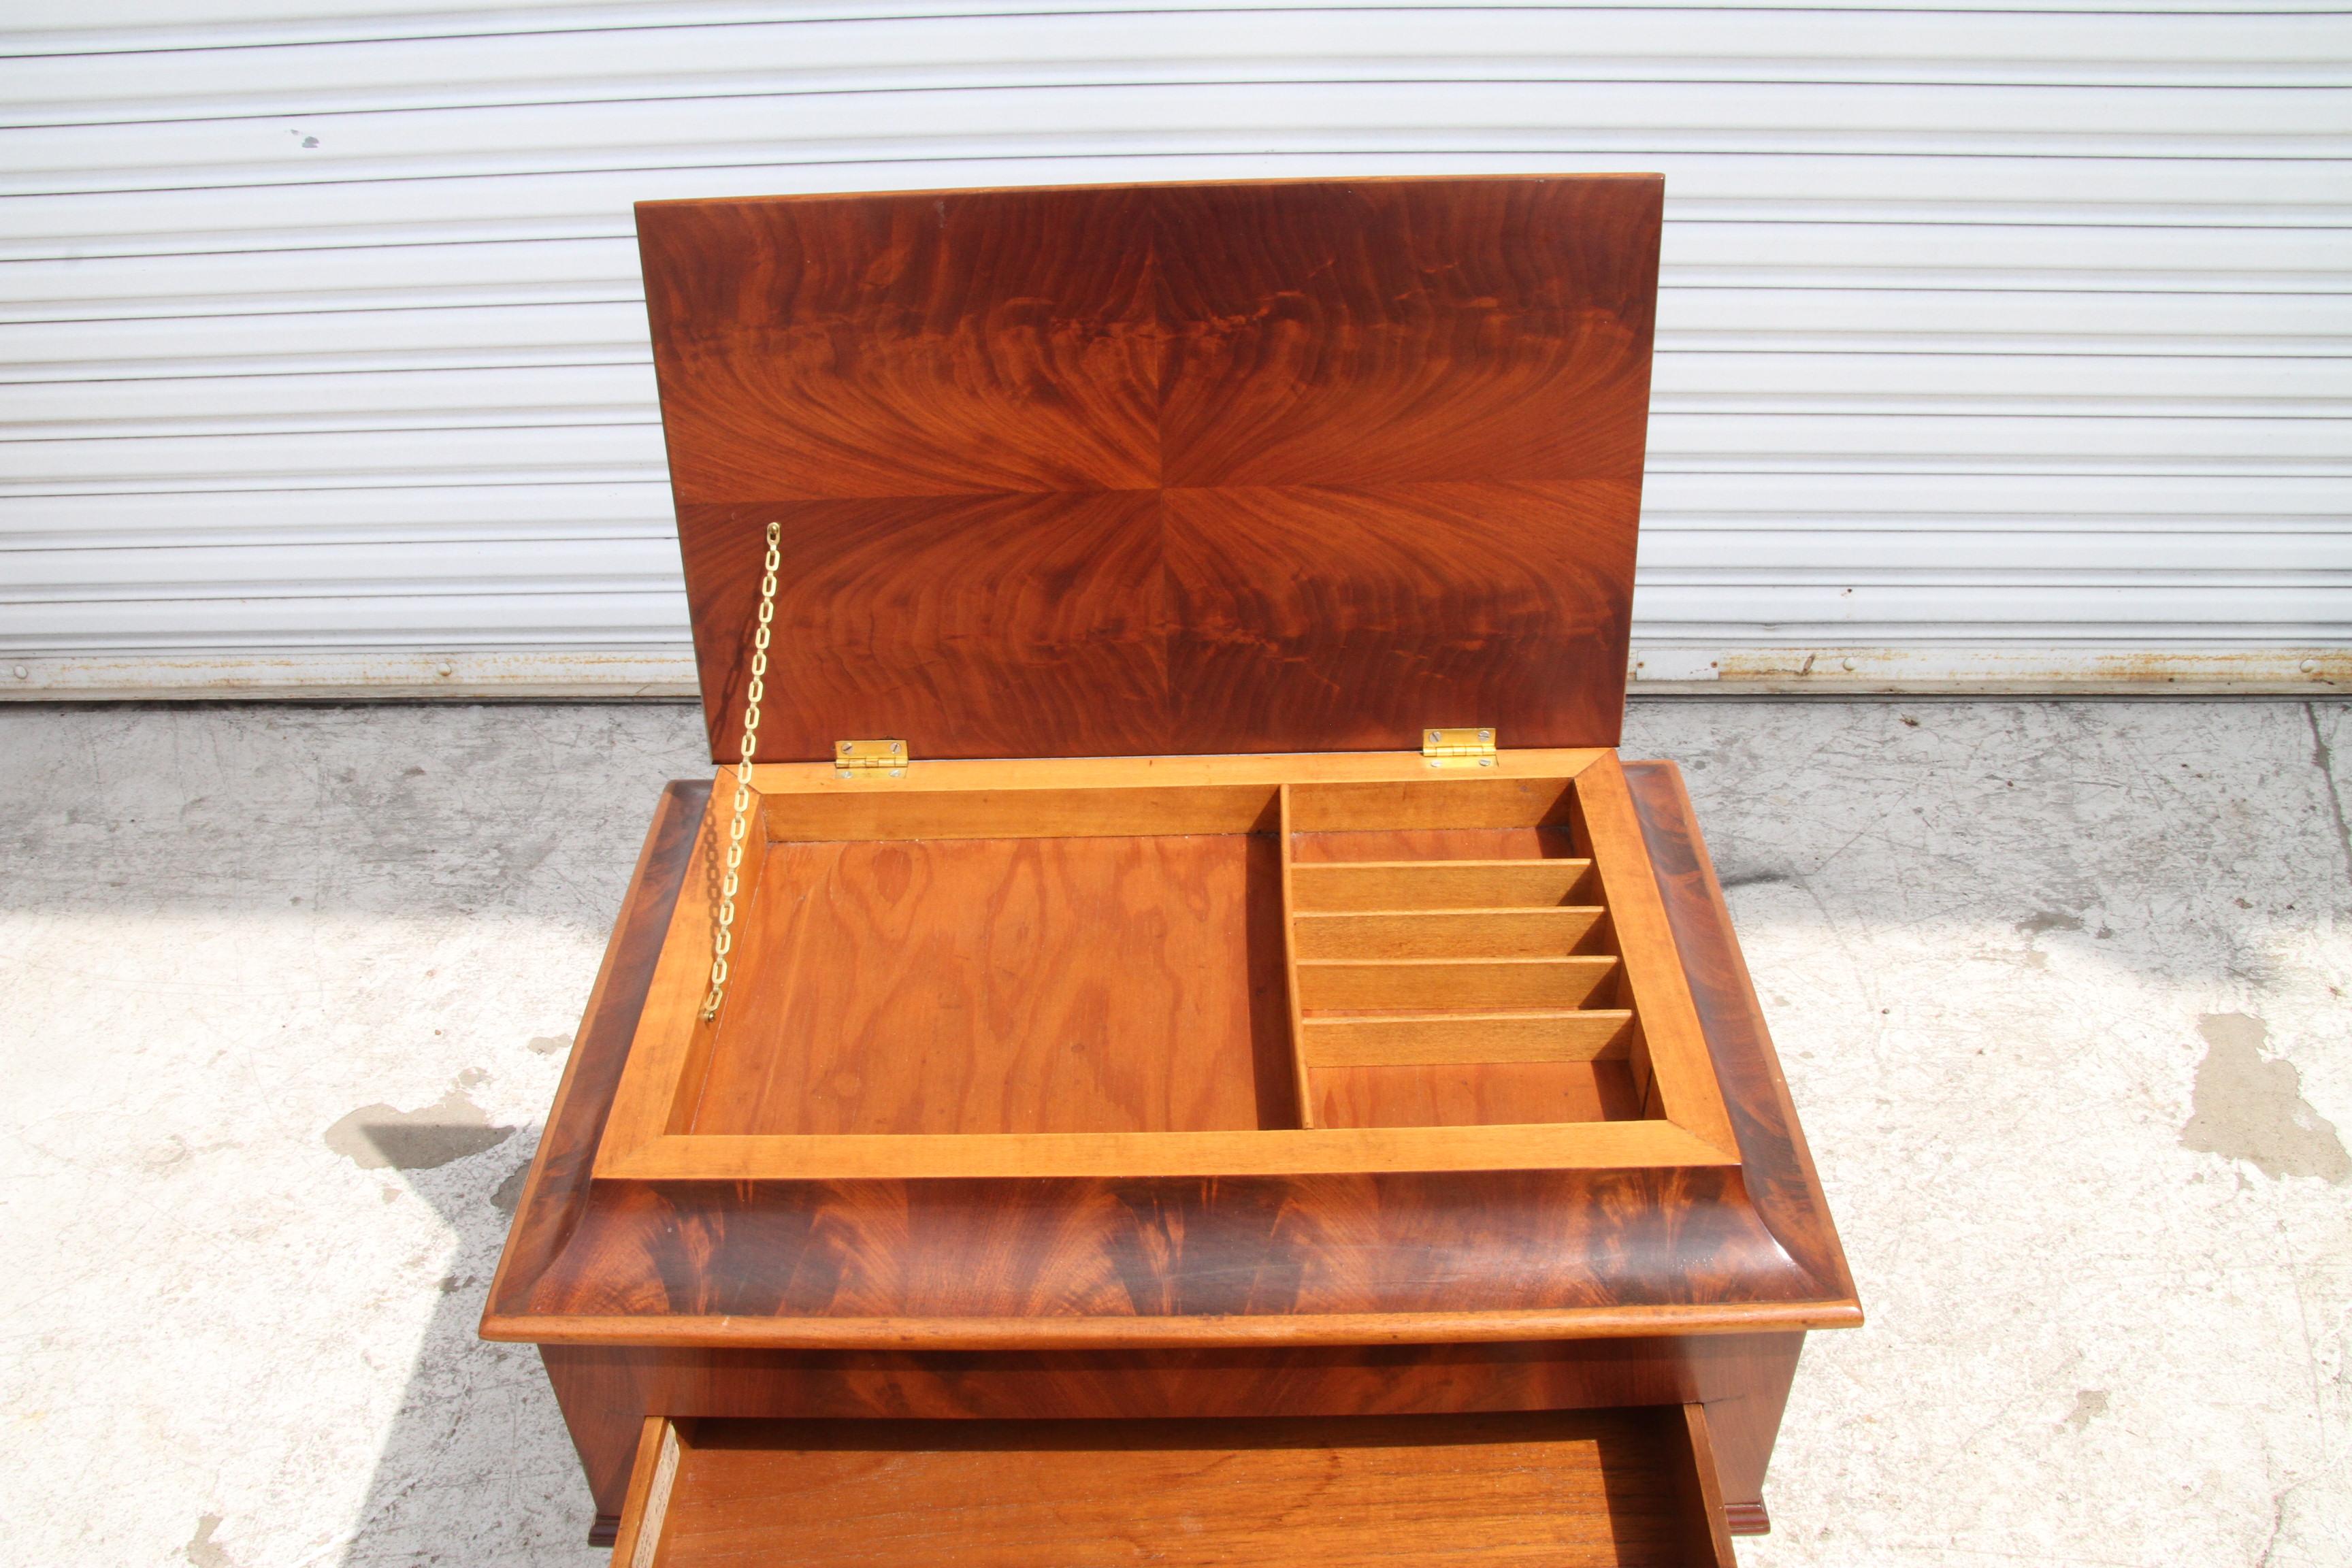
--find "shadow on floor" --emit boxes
[333,1115,608,1568]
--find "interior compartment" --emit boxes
[612,1407,1737,1568]
[611,759,1701,1171]
[1284,777,1651,1130]
[688,787,1295,1135]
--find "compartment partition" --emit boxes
[1279,775,1652,1131]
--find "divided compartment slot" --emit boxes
[1280,777,1654,1130]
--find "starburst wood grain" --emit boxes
[1154,180,1659,491]
[638,176,1662,762]
[640,186,1160,502]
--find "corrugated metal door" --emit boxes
[3,2,2345,698]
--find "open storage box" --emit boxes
[600,753,1739,1180]
[483,174,1859,1565]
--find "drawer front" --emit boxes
[612,1405,1737,1567]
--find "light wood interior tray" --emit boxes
[594,749,1737,1181]
[609,1405,1738,1568]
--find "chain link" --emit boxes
[701,520,782,1021]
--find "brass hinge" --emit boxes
[1422,727,1498,769]
[834,738,908,779]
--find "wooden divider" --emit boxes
[1292,906,1608,959]
[1300,1011,1635,1067]
[1277,785,1316,1128]
[1295,956,1621,1011]
[1290,860,1597,911]
[1281,779,1650,1129]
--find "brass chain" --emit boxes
[700,520,782,1021]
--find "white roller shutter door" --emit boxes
[1,1,2345,698]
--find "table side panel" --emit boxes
[1619,761,1857,1301]
[484,780,708,1311]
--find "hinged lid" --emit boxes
[832,738,906,778]
[638,175,1662,764]
[1422,726,1500,769]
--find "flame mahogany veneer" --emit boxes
[646,177,1660,763]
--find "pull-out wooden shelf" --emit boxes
[612,1405,1737,1568]
[592,748,1737,1183]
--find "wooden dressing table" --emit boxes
[483,174,1859,1566]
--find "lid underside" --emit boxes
[638,175,1662,763]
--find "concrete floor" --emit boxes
[0,698,2346,1567]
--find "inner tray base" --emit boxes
[691,833,1294,1135]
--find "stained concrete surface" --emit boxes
[0,698,2346,1567]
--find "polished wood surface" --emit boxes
[1295,955,1620,1009]
[1620,760,1859,1300]
[591,753,1741,1179]
[1274,764,1731,1146]
[612,1407,1733,1568]
[692,833,1291,1136]
[504,169,1849,1552]
[1571,755,1738,1153]
[1311,1060,1642,1129]
[481,780,710,1315]
[1278,784,1317,1127]
[640,176,1661,762]
[1291,859,1599,908]
[486,766,1856,1346]
[1293,906,1613,958]
[749,745,1610,798]
[1298,1010,1634,1065]
[609,1417,676,1568]
[596,1121,1737,1182]
[543,1333,1806,1531]
[1671,1402,1744,1567]
[488,769,1842,1537]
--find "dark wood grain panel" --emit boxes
[1154,177,1661,489]
[500,1165,1817,1328]
[543,1333,1807,1525]
[1620,761,1859,1302]
[627,1408,1720,1568]
[544,1335,1798,1425]
[639,186,1160,502]
[691,832,1292,1135]
[1162,481,1637,753]
[679,489,1166,762]
[482,781,708,1313]
[639,176,1661,762]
